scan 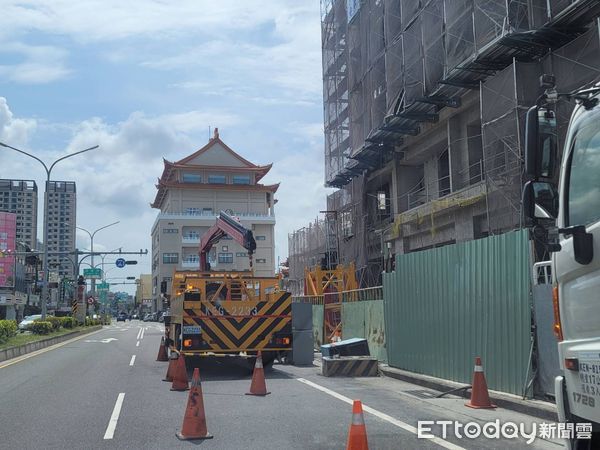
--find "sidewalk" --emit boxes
[379,364,557,422]
[313,353,557,422]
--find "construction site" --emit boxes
[288,0,600,293]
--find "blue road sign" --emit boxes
[115,258,126,268]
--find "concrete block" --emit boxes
[322,356,379,377]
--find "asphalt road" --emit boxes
[0,322,563,450]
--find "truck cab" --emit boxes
[524,80,600,448]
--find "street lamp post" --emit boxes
[0,141,99,320]
[75,222,120,300]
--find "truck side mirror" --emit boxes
[525,107,557,179]
[523,181,559,221]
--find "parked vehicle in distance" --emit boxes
[131,314,139,320]
[116,312,128,322]
[18,314,42,331]
[143,313,152,322]
[158,312,166,323]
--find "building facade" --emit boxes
[151,129,278,311]
[0,179,38,251]
[289,0,600,289]
[135,274,153,311]
[46,181,76,280]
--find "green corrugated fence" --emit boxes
[342,301,387,362]
[383,230,532,395]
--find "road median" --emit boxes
[0,325,103,363]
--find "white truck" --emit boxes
[523,75,600,448]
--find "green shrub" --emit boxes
[60,317,76,329]
[29,321,52,335]
[0,319,18,343]
[46,316,62,331]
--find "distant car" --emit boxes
[18,314,42,331]
[131,314,139,320]
[116,312,128,322]
[143,313,151,322]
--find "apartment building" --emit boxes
[289,0,600,289]
[0,179,38,250]
[46,181,76,280]
[150,129,278,311]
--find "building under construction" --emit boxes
[289,0,600,291]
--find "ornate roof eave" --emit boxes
[158,181,280,193]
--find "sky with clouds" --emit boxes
[0,1,333,294]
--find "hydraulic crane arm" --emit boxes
[199,211,257,271]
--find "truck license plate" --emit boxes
[183,326,201,335]
[577,352,600,403]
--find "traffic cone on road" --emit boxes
[171,353,189,391]
[162,354,176,382]
[156,336,168,362]
[346,400,369,450]
[176,368,213,441]
[465,357,496,409]
[245,351,270,396]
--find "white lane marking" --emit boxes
[0,329,104,369]
[136,341,140,347]
[296,378,465,450]
[140,328,145,340]
[104,393,125,440]
[136,327,142,340]
[129,355,136,366]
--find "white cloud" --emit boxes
[0,42,70,84]
[0,97,37,146]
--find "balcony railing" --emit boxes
[182,236,200,244]
[181,260,200,269]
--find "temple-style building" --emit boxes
[150,128,278,311]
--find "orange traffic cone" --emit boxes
[162,354,176,382]
[245,351,270,396]
[465,357,496,409]
[176,368,213,441]
[346,400,369,450]
[156,336,168,362]
[171,354,189,391]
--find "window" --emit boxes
[185,207,201,214]
[256,258,266,263]
[163,228,178,234]
[162,253,178,264]
[232,174,251,185]
[184,255,199,263]
[182,173,202,183]
[236,252,248,257]
[567,109,600,226]
[208,174,226,184]
[218,253,233,263]
[222,245,228,251]
[255,236,266,241]
[202,207,213,215]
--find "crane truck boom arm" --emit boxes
[199,211,257,271]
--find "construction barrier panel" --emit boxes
[383,230,531,395]
[341,300,386,363]
[312,304,324,348]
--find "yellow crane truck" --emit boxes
[165,211,292,368]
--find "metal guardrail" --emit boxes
[292,286,383,305]
[533,261,552,286]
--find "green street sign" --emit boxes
[97,282,110,291]
[83,268,102,279]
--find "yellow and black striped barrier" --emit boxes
[322,356,379,377]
